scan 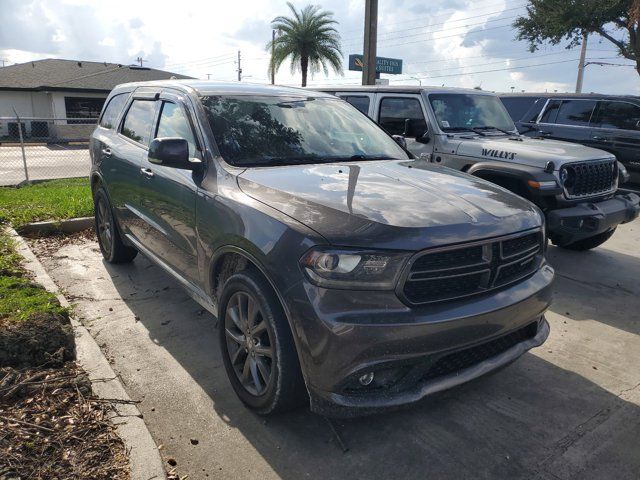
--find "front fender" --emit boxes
[467,161,563,198]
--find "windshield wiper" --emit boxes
[472,126,516,135]
[442,126,488,136]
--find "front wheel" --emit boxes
[218,270,306,414]
[557,228,616,251]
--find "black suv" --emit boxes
[500,93,640,188]
[90,80,553,416]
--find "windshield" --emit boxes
[428,93,516,133]
[201,95,409,167]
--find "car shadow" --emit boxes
[99,247,640,480]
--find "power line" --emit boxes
[164,52,236,68]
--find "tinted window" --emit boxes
[428,94,515,132]
[156,102,197,156]
[99,94,128,129]
[595,101,640,131]
[121,99,156,146]
[523,98,547,122]
[539,100,561,124]
[555,100,596,126]
[500,97,539,122]
[379,97,427,136]
[343,96,370,115]
[201,95,408,167]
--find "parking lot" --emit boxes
[32,222,640,480]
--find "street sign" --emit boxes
[348,54,403,75]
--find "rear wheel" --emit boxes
[93,187,137,263]
[558,228,616,251]
[218,270,306,414]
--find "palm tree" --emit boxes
[267,3,343,87]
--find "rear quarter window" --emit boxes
[500,97,539,122]
[99,93,129,129]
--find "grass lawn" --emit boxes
[0,230,67,323]
[0,178,93,229]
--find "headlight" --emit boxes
[300,247,410,290]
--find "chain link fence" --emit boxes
[0,116,96,186]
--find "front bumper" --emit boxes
[283,264,554,416]
[547,192,640,245]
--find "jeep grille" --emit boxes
[401,230,543,305]
[561,159,617,199]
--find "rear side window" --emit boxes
[500,97,539,122]
[595,101,640,131]
[378,97,427,136]
[343,96,370,115]
[155,102,198,157]
[539,100,561,124]
[121,99,156,146]
[555,100,596,126]
[99,93,128,129]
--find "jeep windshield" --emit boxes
[201,95,409,167]
[428,93,516,134]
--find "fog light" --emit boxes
[358,372,374,386]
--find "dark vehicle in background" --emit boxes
[90,80,553,416]
[500,93,640,189]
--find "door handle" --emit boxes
[538,130,552,136]
[140,167,154,178]
[592,136,606,141]
[101,148,112,156]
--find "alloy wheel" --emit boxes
[224,291,274,396]
[96,197,113,256]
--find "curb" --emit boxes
[18,216,94,235]
[7,227,167,480]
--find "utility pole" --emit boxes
[575,32,588,93]
[206,74,211,80]
[136,56,146,67]
[0,59,6,67]
[237,50,242,82]
[271,30,276,84]
[362,0,378,86]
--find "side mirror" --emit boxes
[148,137,197,169]
[416,130,430,144]
[392,135,407,149]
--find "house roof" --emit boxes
[0,58,193,93]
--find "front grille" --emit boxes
[402,230,542,304]
[561,159,617,199]
[423,322,539,382]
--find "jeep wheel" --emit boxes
[218,270,306,414]
[558,228,617,251]
[94,187,137,263]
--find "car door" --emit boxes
[136,90,202,283]
[375,94,433,158]
[111,90,160,238]
[592,100,640,186]
[536,98,597,145]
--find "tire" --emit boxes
[558,228,616,251]
[218,269,307,414]
[93,187,137,263]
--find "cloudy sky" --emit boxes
[0,0,637,94]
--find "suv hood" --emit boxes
[453,135,615,169]
[237,160,541,251]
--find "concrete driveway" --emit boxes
[33,223,640,480]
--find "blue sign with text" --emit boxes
[348,54,403,75]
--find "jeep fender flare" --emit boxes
[466,161,562,199]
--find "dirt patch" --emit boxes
[0,313,75,368]
[26,228,96,258]
[0,363,129,479]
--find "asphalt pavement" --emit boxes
[33,222,640,480]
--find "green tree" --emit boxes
[267,2,343,87]
[514,0,640,76]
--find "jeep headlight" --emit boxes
[300,247,410,289]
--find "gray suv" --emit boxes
[90,80,554,416]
